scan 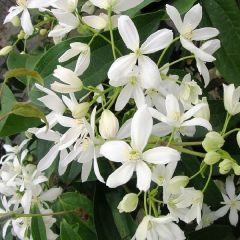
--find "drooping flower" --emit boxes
[100,105,180,191]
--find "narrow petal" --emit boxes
[59,48,80,63]
[106,162,135,188]
[165,4,183,33]
[21,9,34,35]
[133,86,146,109]
[108,54,137,81]
[201,39,221,55]
[182,118,212,131]
[55,115,77,128]
[59,128,81,150]
[152,122,172,137]
[115,84,133,111]
[100,141,131,162]
[51,82,81,93]
[75,52,90,76]
[131,105,153,152]
[82,15,107,30]
[196,59,210,87]
[21,190,32,214]
[182,103,207,121]
[141,29,173,54]
[183,4,202,30]
[82,161,93,182]
[149,107,170,123]
[4,7,23,24]
[143,147,180,164]
[94,150,105,183]
[136,161,152,191]
[113,0,144,12]
[135,216,150,240]
[215,205,229,218]
[89,0,108,9]
[229,208,238,226]
[116,118,132,139]
[118,15,140,51]
[40,188,62,202]
[192,27,219,41]
[225,175,235,199]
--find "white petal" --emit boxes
[136,161,152,191]
[108,54,137,80]
[182,103,207,121]
[141,29,173,54]
[59,48,80,63]
[115,84,133,111]
[40,188,62,202]
[133,86,146,109]
[21,190,32,214]
[59,127,81,150]
[100,141,131,162]
[229,208,238,226]
[116,118,132,139]
[106,162,135,188]
[149,107,170,123]
[82,161,93,182]
[201,39,221,55]
[152,122,172,137]
[165,94,180,116]
[183,4,202,31]
[51,82,81,93]
[215,205,229,218]
[143,147,180,164]
[135,216,150,240]
[21,9,34,35]
[37,144,60,171]
[226,175,235,199]
[118,15,140,51]
[113,0,144,12]
[89,0,108,9]
[82,15,107,30]
[2,220,11,239]
[182,117,212,131]
[38,95,65,113]
[131,105,153,152]
[56,115,77,128]
[75,51,90,76]
[4,6,23,24]
[192,27,219,41]
[196,59,210,87]
[94,150,105,183]
[165,4,183,33]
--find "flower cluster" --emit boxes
[1,0,240,239]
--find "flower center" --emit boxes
[182,26,193,40]
[129,76,138,86]
[168,111,181,121]
[17,0,27,7]
[82,138,91,151]
[146,88,158,96]
[230,200,237,208]
[135,48,142,56]
[129,150,141,161]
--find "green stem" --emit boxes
[14,210,76,218]
[167,129,175,147]
[88,32,98,46]
[157,37,180,67]
[221,113,232,135]
[144,192,148,215]
[159,55,195,71]
[189,162,206,180]
[151,200,158,217]
[172,146,206,158]
[106,88,120,110]
[202,165,213,193]
[171,141,202,147]
[223,128,240,138]
[108,8,117,60]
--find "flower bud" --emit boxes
[219,159,233,175]
[117,193,138,213]
[237,131,240,148]
[0,46,13,56]
[204,151,221,165]
[168,176,189,194]
[202,131,225,152]
[99,110,119,139]
[18,30,25,40]
[40,29,48,36]
[232,163,240,175]
[72,102,90,119]
[11,16,20,27]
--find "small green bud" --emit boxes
[39,29,48,36]
[168,176,189,194]
[0,46,13,56]
[117,193,138,213]
[232,163,240,175]
[18,30,25,40]
[202,131,225,152]
[204,151,221,165]
[44,16,49,21]
[219,159,233,175]
[72,102,90,119]
[11,16,20,27]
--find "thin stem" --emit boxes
[151,201,158,217]
[167,129,175,147]
[106,88,120,110]
[223,128,240,138]
[159,55,195,71]
[202,165,213,193]
[157,37,180,67]
[144,192,148,215]
[108,8,117,60]
[221,113,232,135]
[14,210,76,218]
[171,141,202,147]
[172,146,205,158]
[88,32,98,46]
[189,162,206,181]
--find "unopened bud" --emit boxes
[204,151,221,165]
[219,159,233,175]
[202,131,225,152]
[168,176,189,194]
[233,163,240,175]
[72,102,90,119]
[18,30,25,40]
[0,46,13,56]
[11,16,20,27]
[40,29,48,36]
[117,193,138,213]
[99,110,119,139]
[237,132,240,148]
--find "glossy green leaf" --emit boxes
[31,204,47,240]
[60,220,82,240]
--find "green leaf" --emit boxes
[173,0,197,14]
[11,102,48,127]
[201,0,240,86]
[60,220,82,240]
[31,204,47,240]
[4,68,44,85]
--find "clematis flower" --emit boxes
[59,42,90,76]
[100,105,180,191]
[215,175,240,226]
[195,39,221,87]
[4,0,53,35]
[89,0,144,13]
[132,214,185,240]
[51,66,83,93]
[166,4,219,62]
[108,15,173,86]
[150,94,212,138]
[223,84,240,116]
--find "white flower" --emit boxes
[215,175,240,226]
[0,197,12,239]
[195,39,221,87]
[166,4,219,62]
[59,42,90,76]
[179,74,202,109]
[51,0,78,13]
[150,94,212,138]
[51,66,83,93]
[109,66,146,111]
[89,0,144,13]
[100,105,180,191]
[4,0,52,35]
[108,15,173,86]
[83,13,119,31]
[223,84,240,116]
[132,214,185,240]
